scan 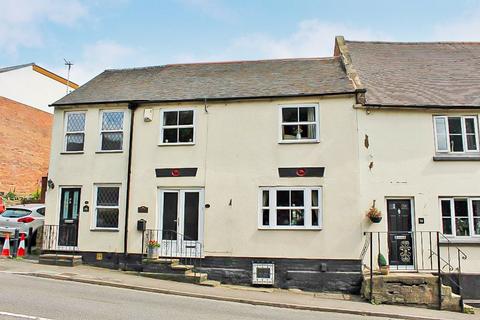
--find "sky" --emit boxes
[1,0,479,85]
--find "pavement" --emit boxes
[0,258,478,320]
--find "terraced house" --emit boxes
[42,36,480,307]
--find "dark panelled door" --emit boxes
[58,188,81,247]
[387,199,414,266]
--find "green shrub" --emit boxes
[378,253,388,267]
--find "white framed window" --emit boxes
[440,197,480,238]
[159,109,195,145]
[279,104,319,143]
[434,116,479,153]
[64,112,86,152]
[94,185,120,229]
[99,110,125,151]
[259,187,322,229]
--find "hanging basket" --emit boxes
[370,216,382,223]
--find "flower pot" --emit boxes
[147,247,159,259]
[380,265,390,275]
[370,216,382,223]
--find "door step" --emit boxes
[139,271,208,283]
[39,254,82,267]
[141,258,208,284]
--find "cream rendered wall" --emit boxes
[127,96,363,259]
[45,104,131,252]
[0,66,69,113]
[357,107,480,273]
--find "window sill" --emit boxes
[433,154,480,161]
[439,238,480,245]
[90,228,120,232]
[61,151,84,155]
[158,143,195,147]
[258,226,322,231]
[279,140,320,145]
[95,150,124,154]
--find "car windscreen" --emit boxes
[1,209,31,218]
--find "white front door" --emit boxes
[158,189,204,257]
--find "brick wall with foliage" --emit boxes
[0,96,53,196]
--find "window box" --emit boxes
[99,110,125,152]
[259,187,322,230]
[279,104,319,143]
[159,109,195,145]
[64,111,86,152]
[434,115,479,154]
[440,197,480,239]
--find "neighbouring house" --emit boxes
[0,63,79,113]
[43,37,480,305]
[0,63,79,197]
[0,97,52,196]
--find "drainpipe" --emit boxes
[123,102,138,264]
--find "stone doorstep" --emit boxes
[142,258,180,265]
[362,273,465,313]
[138,271,208,284]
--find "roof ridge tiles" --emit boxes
[105,56,340,73]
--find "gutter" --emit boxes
[355,103,480,110]
[123,102,139,260]
[49,91,360,108]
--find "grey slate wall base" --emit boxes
[50,250,362,294]
[197,256,362,294]
[441,273,480,302]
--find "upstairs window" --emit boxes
[259,187,322,229]
[160,109,195,144]
[64,112,86,152]
[280,104,319,143]
[100,111,125,151]
[441,197,480,238]
[434,116,479,153]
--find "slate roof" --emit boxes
[345,41,480,107]
[52,58,356,106]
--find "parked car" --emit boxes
[0,204,45,242]
[0,198,5,214]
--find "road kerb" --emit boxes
[17,272,457,320]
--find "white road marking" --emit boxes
[0,311,53,320]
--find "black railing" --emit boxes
[42,224,78,255]
[362,231,467,310]
[143,229,203,275]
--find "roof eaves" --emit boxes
[51,90,359,107]
[0,63,34,73]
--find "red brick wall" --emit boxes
[0,96,53,196]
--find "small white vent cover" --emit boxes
[252,262,274,285]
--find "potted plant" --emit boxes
[378,253,389,275]
[366,200,382,223]
[147,240,160,259]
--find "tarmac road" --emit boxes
[0,272,393,320]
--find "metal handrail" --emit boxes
[363,230,468,310]
[143,229,203,276]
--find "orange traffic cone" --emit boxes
[1,234,11,257]
[17,234,25,257]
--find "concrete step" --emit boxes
[170,264,194,271]
[142,258,180,265]
[39,254,82,267]
[139,272,207,284]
